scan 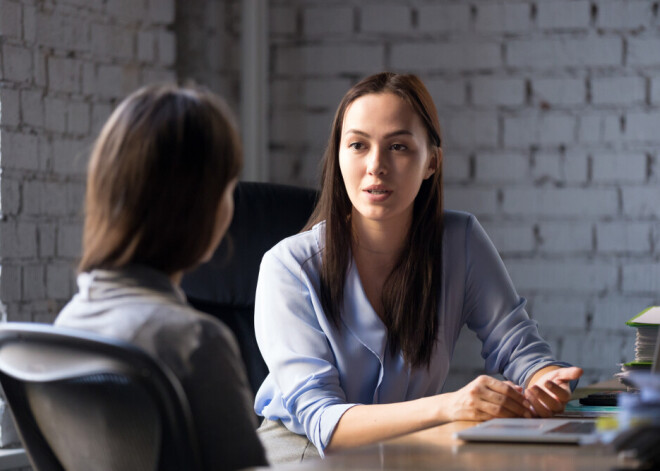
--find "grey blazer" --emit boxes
[55,265,267,471]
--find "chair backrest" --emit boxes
[0,322,202,471]
[181,181,318,394]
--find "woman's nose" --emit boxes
[367,147,387,175]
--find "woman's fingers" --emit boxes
[470,376,532,419]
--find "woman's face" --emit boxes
[338,92,437,228]
[201,178,237,263]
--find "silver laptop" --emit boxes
[455,327,660,445]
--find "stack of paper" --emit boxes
[616,307,660,383]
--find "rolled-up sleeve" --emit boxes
[462,215,573,387]
[254,247,356,454]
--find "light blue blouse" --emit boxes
[254,211,571,455]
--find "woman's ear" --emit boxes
[424,147,441,180]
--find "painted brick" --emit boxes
[96,64,124,99]
[34,50,47,87]
[597,0,653,30]
[628,38,660,66]
[57,223,82,259]
[444,188,498,216]
[1,222,38,259]
[507,37,623,68]
[270,110,333,148]
[475,152,528,182]
[67,101,91,135]
[572,332,629,369]
[303,78,352,109]
[443,152,471,182]
[45,96,68,133]
[0,264,21,302]
[304,6,353,35]
[39,223,57,258]
[52,139,87,175]
[622,187,660,218]
[0,88,20,127]
[417,4,471,34]
[592,151,646,182]
[533,78,586,106]
[597,222,651,253]
[537,222,592,253]
[532,152,561,182]
[0,0,22,38]
[23,4,36,42]
[147,0,175,24]
[592,297,654,331]
[625,112,660,143]
[578,112,623,144]
[623,263,660,293]
[137,31,155,62]
[504,113,575,147]
[507,260,617,293]
[48,56,81,93]
[36,12,89,52]
[21,89,45,128]
[479,222,535,253]
[564,150,589,184]
[425,78,466,107]
[533,297,586,329]
[502,188,618,217]
[91,102,114,134]
[158,30,176,66]
[92,23,134,60]
[443,111,498,148]
[141,67,176,86]
[0,178,20,216]
[471,77,525,106]
[106,0,147,23]
[270,6,297,35]
[23,264,45,301]
[537,1,591,30]
[0,131,40,170]
[361,5,411,34]
[652,77,660,105]
[475,3,531,33]
[2,44,32,83]
[46,263,74,300]
[276,44,384,76]
[591,77,645,106]
[392,42,501,72]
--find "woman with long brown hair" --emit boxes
[55,84,267,470]
[253,72,582,463]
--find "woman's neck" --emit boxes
[350,210,411,267]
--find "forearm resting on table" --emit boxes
[326,395,448,451]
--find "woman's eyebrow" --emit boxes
[344,129,413,138]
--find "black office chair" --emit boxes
[0,322,202,471]
[182,181,318,395]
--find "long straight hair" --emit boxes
[305,72,444,369]
[80,85,242,275]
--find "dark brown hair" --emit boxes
[79,84,242,275]
[305,72,444,368]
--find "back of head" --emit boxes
[80,84,242,275]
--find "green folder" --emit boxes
[626,306,660,327]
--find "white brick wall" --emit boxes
[1,0,178,331]
[268,0,660,386]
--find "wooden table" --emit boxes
[267,381,643,470]
[269,421,640,470]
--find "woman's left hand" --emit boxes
[524,366,583,418]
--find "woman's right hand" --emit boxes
[441,375,533,421]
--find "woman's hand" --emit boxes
[443,375,533,421]
[524,366,583,418]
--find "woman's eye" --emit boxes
[349,142,365,150]
[391,143,407,151]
